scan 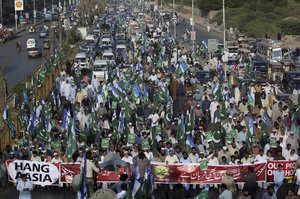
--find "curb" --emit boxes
[16,21,44,34]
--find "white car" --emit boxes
[74,52,90,70]
[26,38,37,49]
[92,59,109,81]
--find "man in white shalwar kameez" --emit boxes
[234,86,241,105]
[17,174,33,199]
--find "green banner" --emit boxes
[142,139,150,150]
[101,138,109,148]
[200,160,208,171]
[128,134,136,144]
[270,137,276,148]
[205,131,213,142]
[112,101,118,109]
[53,141,60,151]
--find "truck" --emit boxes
[0,24,16,43]
[77,27,87,40]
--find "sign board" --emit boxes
[142,139,150,150]
[25,13,29,19]
[7,160,60,186]
[101,138,109,148]
[190,18,194,26]
[128,134,136,144]
[190,31,196,41]
[33,10,37,18]
[208,39,218,52]
[15,0,24,11]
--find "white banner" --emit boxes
[7,160,60,186]
[15,0,24,11]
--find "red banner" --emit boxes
[152,163,266,184]
[60,164,129,183]
[266,160,296,182]
[6,160,296,184]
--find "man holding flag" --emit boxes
[80,151,100,198]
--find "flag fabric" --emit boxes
[134,83,141,97]
[263,111,270,128]
[118,111,125,132]
[78,153,87,199]
[247,92,254,107]
[131,159,142,198]
[11,122,16,138]
[62,109,70,129]
[194,187,209,199]
[2,103,8,121]
[185,134,196,154]
[66,118,77,159]
[212,82,220,95]
[110,84,119,99]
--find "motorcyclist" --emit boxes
[16,41,21,52]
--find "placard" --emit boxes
[101,138,109,148]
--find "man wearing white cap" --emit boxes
[121,151,133,164]
[286,132,299,151]
[218,147,230,164]
[17,173,33,199]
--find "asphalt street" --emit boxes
[0,23,52,93]
[174,19,223,46]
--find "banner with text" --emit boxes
[6,160,60,186]
[7,160,296,184]
[152,162,266,184]
[266,160,296,182]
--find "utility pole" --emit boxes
[44,0,46,15]
[222,0,227,80]
[0,0,2,24]
[160,0,163,28]
[33,0,36,24]
[192,0,195,50]
[173,0,176,39]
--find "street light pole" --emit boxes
[44,0,46,15]
[192,0,195,49]
[33,0,36,24]
[222,0,227,79]
[0,0,3,24]
[173,0,176,39]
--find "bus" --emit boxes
[256,39,291,63]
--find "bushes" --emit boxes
[278,18,300,35]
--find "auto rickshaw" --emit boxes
[267,62,284,83]
[28,26,35,33]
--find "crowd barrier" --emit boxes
[5,160,297,186]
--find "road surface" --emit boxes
[0,23,52,93]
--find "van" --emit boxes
[93,59,109,81]
[85,34,97,43]
[116,44,126,57]
[101,37,112,49]
[26,38,37,49]
[74,52,90,69]
[102,49,115,61]
[282,71,300,93]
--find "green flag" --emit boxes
[65,118,77,159]
[194,188,208,199]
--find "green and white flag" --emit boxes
[101,138,110,149]
[65,118,77,159]
[194,188,209,199]
[128,134,136,144]
[204,131,213,142]
[199,160,208,171]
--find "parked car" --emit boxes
[39,26,49,38]
[27,47,42,58]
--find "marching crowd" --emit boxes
[1,6,300,199]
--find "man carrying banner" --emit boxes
[83,151,100,198]
[16,173,34,199]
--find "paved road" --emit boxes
[0,23,51,93]
[175,20,222,44]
